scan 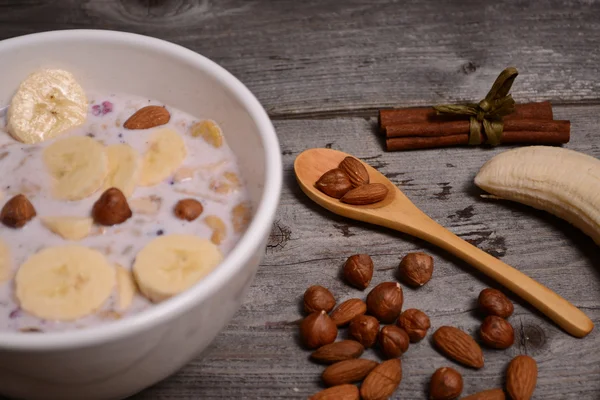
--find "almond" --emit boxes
[330,298,367,327]
[340,183,388,205]
[308,384,359,400]
[0,194,36,228]
[360,359,402,400]
[432,326,484,369]
[310,340,365,364]
[339,156,370,187]
[123,106,170,129]
[506,355,537,400]
[322,359,378,386]
[461,388,506,400]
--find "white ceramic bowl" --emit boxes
[0,30,282,400]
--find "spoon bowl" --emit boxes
[295,147,594,338]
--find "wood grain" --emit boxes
[0,0,600,116]
[1,1,599,399]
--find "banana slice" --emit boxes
[133,234,223,302]
[104,144,140,197]
[7,69,87,144]
[40,216,94,241]
[115,264,136,311]
[15,245,115,321]
[43,136,108,200]
[0,239,11,283]
[139,128,187,187]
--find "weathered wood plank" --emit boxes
[0,0,599,115]
[132,104,600,399]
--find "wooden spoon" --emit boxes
[294,148,594,338]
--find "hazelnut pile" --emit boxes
[301,252,537,400]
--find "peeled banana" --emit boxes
[0,239,11,283]
[104,144,141,197]
[139,128,187,186]
[475,146,600,245]
[7,69,87,144]
[40,216,94,241]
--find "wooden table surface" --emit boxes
[1,1,600,399]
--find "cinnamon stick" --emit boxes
[386,129,570,151]
[385,119,570,138]
[378,101,553,130]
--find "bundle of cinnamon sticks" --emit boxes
[379,101,570,151]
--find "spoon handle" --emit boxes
[393,215,594,338]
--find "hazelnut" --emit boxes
[174,198,203,221]
[478,288,514,318]
[397,308,431,342]
[0,194,36,228]
[92,188,132,226]
[479,315,514,349]
[366,282,403,323]
[378,325,410,359]
[348,315,380,348]
[397,252,433,287]
[303,285,336,314]
[429,367,463,400]
[315,168,352,198]
[300,310,338,349]
[342,254,373,290]
[330,298,367,327]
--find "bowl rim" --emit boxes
[0,29,282,350]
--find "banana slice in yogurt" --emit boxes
[7,69,87,144]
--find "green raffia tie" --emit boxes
[433,67,519,146]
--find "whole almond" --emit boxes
[432,326,484,369]
[506,355,537,400]
[342,254,374,290]
[0,194,36,228]
[461,389,506,400]
[330,298,367,327]
[360,359,402,400]
[123,105,170,129]
[339,156,370,187]
[304,285,336,314]
[300,310,338,349]
[311,340,365,364]
[480,316,514,349]
[316,168,353,199]
[308,384,360,400]
[340,183,388,205]
[322,359,378,386]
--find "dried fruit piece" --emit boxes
[0,194,36,228]
[204,215,227,245]
[429,367,463,400]
[398,252,434,287]
[339,156,370,187]
[310,340,364,364]
[366,282,403,323]
[316,168,353,198]
[190,119,223,148]
[478,288,514,318]
[340,183,388,205]
[342,254,373,290]
[397,308,431,342]
[480,315,514,349]
[92,188,132,226]
[123,105,170,129]
[308,384,359,400]
[432,326,484,369]
[348,315,380,348]
[330,298,367,327]
[173,166,196,183]
[304,285,336,314]
[461,388,506,400]
[360,359,402,400]
[174,198,203,221]
[506,355,537,400]
[378,325,410,359]
[232,202,251,233]
[300,310,338,349]
[322,359,378,386]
